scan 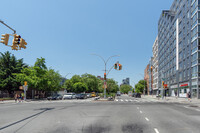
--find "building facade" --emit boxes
[158,0,200,99]
[152,36,159,95]
[144,64,150,95]
[122,78,130,85]
[149,57,154,95]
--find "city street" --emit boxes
[0,95,200,133]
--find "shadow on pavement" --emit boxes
[0,108,54,131]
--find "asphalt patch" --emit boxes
[122,123,143,133]
[82,124,111,133]
[189,105,199,108]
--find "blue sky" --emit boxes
[0,0,174,86]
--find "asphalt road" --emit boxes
[0,95,200,133]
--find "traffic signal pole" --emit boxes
[0,20,16,34]
[92,54,120,99]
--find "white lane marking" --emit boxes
[130,99,133,102]
[125,99,128,102]
[196,109,200,112]
[145,117,149,121]
[121,99,123,102]
[154,128,159,133]
[116,99,118,102]
[140,111,142,114]
[184,106,189,109]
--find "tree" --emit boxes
[15,58,62,92]
[81,73,100,92]
[135,83,144,93]
[34,57,47,70]
[135,80,147,93]
[120,84,132,94]
[71,75,83,84]
[107,79,119,93]
[44,69,62,91]
[0,51,27,93]
[73,82,88,93]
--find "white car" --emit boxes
[63,93,76,99]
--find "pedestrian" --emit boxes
[164,90,167,99]
[175,90,178,99]
[188,91,191,102]
[14,93,17,103]
[19,93,22,102]
[21,92,24,101]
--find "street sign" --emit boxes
[24,81,27,86]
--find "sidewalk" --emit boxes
[142,95,200,106]
[0,99,35,104]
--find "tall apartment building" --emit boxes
[148,57,154,95]
[144,64,150,95]
[152,36,159,95]
[158,0,199,98]
[122,78,130,85]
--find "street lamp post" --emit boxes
[92,54,120,99]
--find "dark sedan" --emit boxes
[132,93,141,98]
[76,93,87,99]
[47,94,63,100]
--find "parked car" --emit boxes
[86,93,92,98]
[47,94,63,100]
[132,93,141,98]
[132,93,136,97]
[117,91,121,96]
[76,93,87,99]
[91,92,96,97]
[63,93,76,99]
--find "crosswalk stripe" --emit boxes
[125,99,128,102]
[116,99,118,101]
[121,99,123,102]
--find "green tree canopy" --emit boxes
[63,73,119,93]
[120,84,132,94]
[81,73,100,92]
[135,80,147,93]
[107,79,119,93]
[34,57,47,70]
[15,58,62,92]
[0,51,27,93]
[73,82,88,93]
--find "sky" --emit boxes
[0,0,174,87]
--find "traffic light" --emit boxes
[19,38,27,49]
[12,34,21,50]
[114,63,118,69]
[104,73,106,80]
[119,64,122,70]
[151,66,153,72]
[1,34,9,45]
